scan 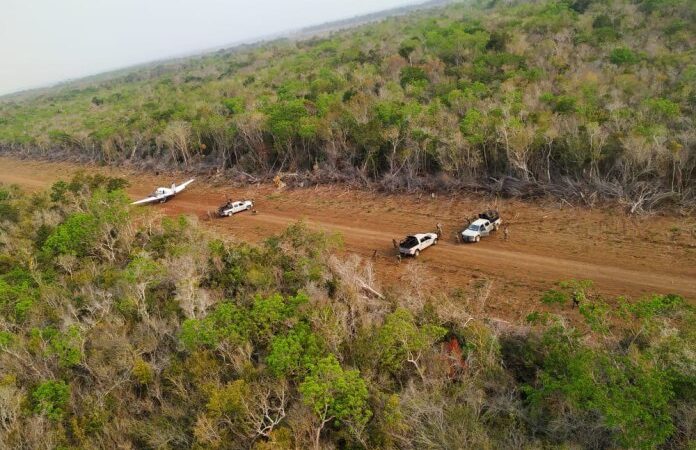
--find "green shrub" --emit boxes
[179,292,308,351]
[43,212,99,257]
[0,188,19,223]
[206,379,248,417]
[644,98,680,119]
[180,302,250,350]
[398,38,419,60]
[250,292,308,344]
[610,47,640,65]
[374,101,405,127]
[399,66,429,88]
[32,380,70,420]
[486,30,511,51]
[299,354,372,435]
[376,308,447,377]
[47,326,83,368]
[553,95,577,114]
[222,97,245,115]
[541,94,577,114]
[132,357,154,385]
[266,322,325,378]
[0,268,38,322]
[626,293,684,319]
[541,289,568,305]
[524,324,676,448]
[592,14,616,28]
[459,108,486,145]
[0,330,14,348]
[578,301,610,333]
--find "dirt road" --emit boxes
[1,157,694,320]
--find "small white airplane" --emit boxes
[131,179,195,205]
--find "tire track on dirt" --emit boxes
[161,196,696,298]
[1,156,694,305]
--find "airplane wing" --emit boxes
[174,178,195,194]
[131,196,162,205]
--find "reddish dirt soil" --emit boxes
[1,156,694,322]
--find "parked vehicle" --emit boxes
[217,199,253,217]
[461,210,501,243]
[399,233,438,256]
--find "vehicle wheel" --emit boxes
[415,250,420,257]
[475,235,480,243]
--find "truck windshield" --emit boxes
[468,224,480,231]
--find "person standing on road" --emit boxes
[392,238,398,249]
[436,222,443,239]
[503,224,510,241]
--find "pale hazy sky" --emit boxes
[0,0,420,96]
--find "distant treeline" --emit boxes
[0,0,694,209]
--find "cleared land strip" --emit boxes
[1,156,694,305]
[207,207,696,298]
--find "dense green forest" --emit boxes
[0,175,694,448]
[1,0,694,207]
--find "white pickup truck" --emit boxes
[399,233,438,257]
[217,199,254,217]
[461,210,501,243]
